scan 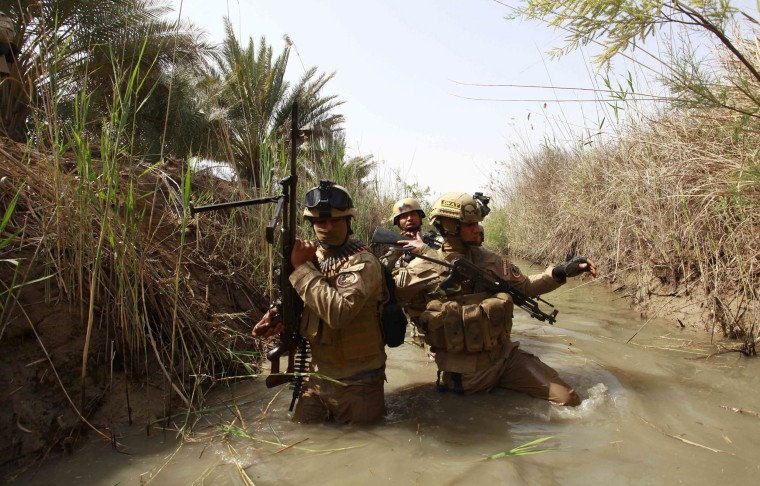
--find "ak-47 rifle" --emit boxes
[190,103,307,411]
[371,227,441,250]
[405,251,559,325]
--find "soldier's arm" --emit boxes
[517,268,564,296]
[479,249,563,297]
[379,249,402,269]
[512,257,597,296]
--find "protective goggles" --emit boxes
[304,180,353,212]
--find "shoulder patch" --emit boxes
[503,262,526,283]
[336,271,359,288]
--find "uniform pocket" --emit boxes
[441,301,464,353]
[461,303,485,352]
[420,299,463,350]
[481,294,512,345]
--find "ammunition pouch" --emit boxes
[419,292,511,354]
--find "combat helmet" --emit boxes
[389,197,425,225]
[429,192,486,224]
[302,180,358,219]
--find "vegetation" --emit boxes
[0,0,396,471]
[3,0,759,475]
[489,0,760,349]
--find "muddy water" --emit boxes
[18,264,760,485]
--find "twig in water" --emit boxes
[256,386,285,423]
[237,464,256,486]
[721,405,760,419]
[626,298,671,344]
[634,414,734,455]
[273,438,309,454]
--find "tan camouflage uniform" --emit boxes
[394,192,580,406]
[290,242,387,424]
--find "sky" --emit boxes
[168,0,617,200]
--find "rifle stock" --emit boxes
[264,328,296,388]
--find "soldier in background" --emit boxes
[392,198,426,238]
[380,197,438,349]
[0,11,18,78]
[394,192,596,406]
[253,180,387,424]
[380,197,430,269]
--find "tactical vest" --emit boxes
[419,291,512,354]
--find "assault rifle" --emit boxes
[371,227,441,250]
[405,251,559,325]
[190,103,306,411]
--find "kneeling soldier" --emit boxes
[394,192,596,406]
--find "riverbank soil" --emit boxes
[0,137,267,479]
[607,265,754,356]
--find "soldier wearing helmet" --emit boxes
[254,180,387,424]
[394,191,597,406]
[381,197,438,349]
[390,197,426,238]
[381,197,435,270]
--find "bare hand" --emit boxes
[398,237,426,253]
[252,308,284,338]
[581,258,597,278]
[291,238,317,268]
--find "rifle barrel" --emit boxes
[191,196,281,214]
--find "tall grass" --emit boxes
[488,4,760,351]
[0,32,275,449]
[492,110,759,348]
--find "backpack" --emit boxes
[379,264,408,347]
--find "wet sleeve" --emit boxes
[289,253,382,330]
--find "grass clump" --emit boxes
[491,110,759,350]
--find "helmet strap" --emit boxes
[434,219,471,252]
[433,219,460,237]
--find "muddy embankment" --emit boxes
[0,137,270,478]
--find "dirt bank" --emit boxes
[0,137,269,479]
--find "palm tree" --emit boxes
[301,130,376,189]
[205,18,344,187]
[0,0,212,159]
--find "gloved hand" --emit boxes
[552,256,597,281]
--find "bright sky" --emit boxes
[170,0,612,199]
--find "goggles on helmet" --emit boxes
[304,180,354,218]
